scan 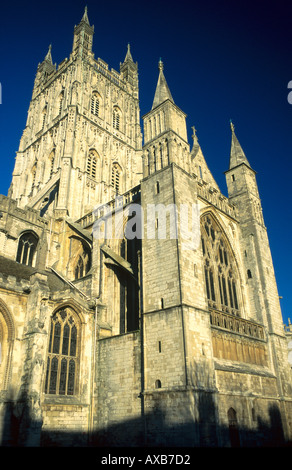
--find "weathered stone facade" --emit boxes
[0,8,291,447]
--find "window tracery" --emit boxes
[91,92,100,116]
[16,231,38,267]
[45,308,80,396]
[74,248,91,280]
[111,162,121,193]
[201,214,240,315]
[86,149,99,179]
[113,107,121,130]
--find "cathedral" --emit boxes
[0,8,291,447]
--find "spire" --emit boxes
[229,120,251,170]
[152,59,174,110]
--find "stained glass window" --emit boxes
[201,214,241,315]
[45,308,79,396]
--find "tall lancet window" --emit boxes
[111,162,121,194]
[113,107,121,130]
[42,106,47,129]
[90,92,100,116]
[201,214,240,315]
[86,149,99,179]
[58,91,64,115]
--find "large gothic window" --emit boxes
[201,214,240,315]
[16,231,38,267]
[45,308,80,396]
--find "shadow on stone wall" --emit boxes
[1,390,291,448]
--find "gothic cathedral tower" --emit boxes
[0,8,291,448]
[9,7,142,220]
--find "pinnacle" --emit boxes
[81,6,90,24]
[44,44,53,64]
[124,43,134,62]
[152,59,174,110]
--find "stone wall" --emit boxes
[94,330,142,445]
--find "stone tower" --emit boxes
[0,8,291,448]
[10,7,142,220]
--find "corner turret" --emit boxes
[71,6,94,59]
[142,60,190,176]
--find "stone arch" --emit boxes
[228,407,240,447]
[200,210,244,316]
[0,298,15,391]
[16,230,39,267]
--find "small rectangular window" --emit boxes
[231,174,235,181]
[156,181,160,194]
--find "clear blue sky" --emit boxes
[0,0,291,325]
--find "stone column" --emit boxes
[16,272,51,446]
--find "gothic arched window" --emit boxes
[113,107,121,130]
[111,162,121,193]
[201,214,240,315]
[0,301,14,392]
[45,308,80,396]
[16,231,38,267]
[31,161,37,187]
[86,149,99,179]
[91,92,100,116]
[58,91,64,115]
[74,248,91,280]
